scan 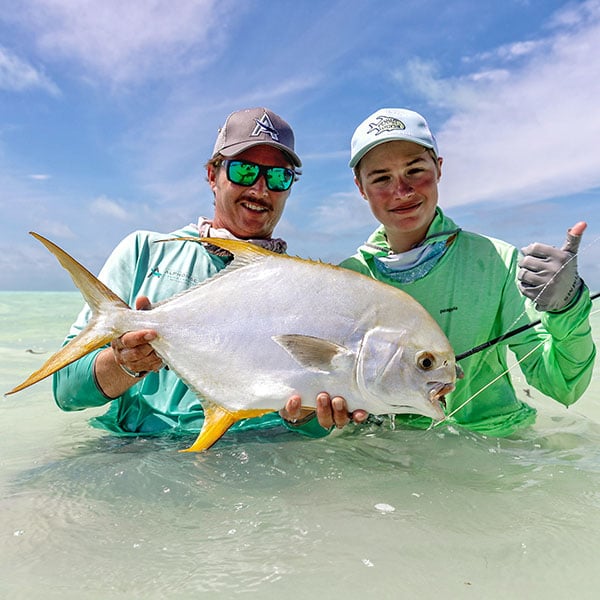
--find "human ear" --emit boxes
[207,164,218,193]
[354,175,367,200]
[436,156,443,181]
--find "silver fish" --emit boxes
[7,233,458,452]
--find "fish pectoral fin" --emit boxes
[272,334,354,374]
[179,403,274,453]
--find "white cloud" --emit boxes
[397,2,600,208]
[311,191,377,235]
[89,195,130,221]
[0,45,59,94]
[9,0,237,86]
[548,0,600,28]
[33,220,76,239]
[467,40,546,65]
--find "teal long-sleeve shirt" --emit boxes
[339,208,596,436]
[52,226,328,439]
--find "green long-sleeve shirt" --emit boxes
[52,226,328,439]
[339,208,596,436]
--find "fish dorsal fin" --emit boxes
[157,237,350,281]
[199,237,273,259]
[272,334,354,374]
[155,236,281,283]
[158,236,274,267]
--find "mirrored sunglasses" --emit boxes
[224,160,295,192]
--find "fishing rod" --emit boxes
[455,290,600,362]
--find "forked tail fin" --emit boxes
[29,232,127,315]
[6,232,130,395]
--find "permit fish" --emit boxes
[7,233,458,452]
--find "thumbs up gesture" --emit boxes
[517,222,585,312]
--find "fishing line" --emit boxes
[456,290,600,361]
[436,303,600,428]
[431,302,600,428]
[437,340,546,426]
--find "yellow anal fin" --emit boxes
[180,403,274,453]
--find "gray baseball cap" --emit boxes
[212,107,302,167]
[349,108,438,168]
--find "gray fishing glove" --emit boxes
[517,228,583,312]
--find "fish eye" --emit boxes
[416,352,436,371]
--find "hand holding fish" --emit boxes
[110,329,163,373]
[280,393,368,429]
[94,296,164,397]
[518,221,585,312]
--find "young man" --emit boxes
[54,107,324,439]
[317,108,595,435]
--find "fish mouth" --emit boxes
[428,382,455,412]
[386,382,452,421]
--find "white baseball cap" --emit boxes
[349,108,438,168]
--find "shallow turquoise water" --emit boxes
[1,292,599,599]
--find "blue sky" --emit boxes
[1,0,599,291]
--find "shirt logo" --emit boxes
[251,112,279,141]
[439,306,458,315]
[368,116,406,136]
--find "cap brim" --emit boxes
[218,140,302,168]
[349,136,435,168]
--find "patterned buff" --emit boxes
[371,231,459,284]
[196,218,288,256]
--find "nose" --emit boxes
[395,177,414,197]
[247,173,269,197]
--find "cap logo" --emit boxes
[368,116,406,136]
[251,112,279,141]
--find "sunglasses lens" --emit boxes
[266,167,294,191]
[227,161,260,186]
[225,161,294,191]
